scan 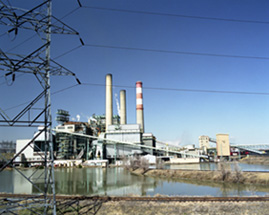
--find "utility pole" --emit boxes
[0,0,83,214]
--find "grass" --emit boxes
[143,167,269,185]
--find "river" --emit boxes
[166,162,269,171]
[0,163,269,197]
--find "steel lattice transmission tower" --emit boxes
[0,0,83,214]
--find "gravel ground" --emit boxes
[2,196,268,214]
[86,200,269,215]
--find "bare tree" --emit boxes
[218,158,231,181]
[156,158,165,169]
[124,155,149,173]
[140,157,150,172]
[233,162,244,183]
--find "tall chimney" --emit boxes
[106,74,113,131]
[136,81,144,133]
[120,90,126,125]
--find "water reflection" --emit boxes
[168,163,269,172]
[1,167,269,197]
[34,167,159,196]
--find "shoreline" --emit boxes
[131,168,269,185]
[0,194,268,215]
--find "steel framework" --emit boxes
[209,138,268,155]
[0,0,82,214]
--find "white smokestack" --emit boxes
[106,74,113,131]
[120,90,126,125]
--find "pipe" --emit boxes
[136,81,144,133]
[106,74,113,131]
[120,90,126,125]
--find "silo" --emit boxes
[216,134,230,157]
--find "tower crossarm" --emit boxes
[0,1,80,37]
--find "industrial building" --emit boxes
[27,74,156,163]
[95,74,156,163]
[216,134,230,157]
[55,122,93,159]
[199,134,230,158]
[14,74,267,165]
[15,126,54,165]
[199,135,210,155]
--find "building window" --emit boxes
[34,141,45,152]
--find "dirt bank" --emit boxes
[240,155,269,165]
[93,200,269,215]
[131,168,269,185]
[6,196,269,215]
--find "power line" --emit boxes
[84,44,269,60]
[52,45,82,60]
[1,7,82,83]
[143,86,269,96]
[7,34,37,52]
[51,84,80,95]
[0,32,7,38]
[0,74,24,86]
[81,82,269,96]
[82,6,269,25]
[3,84,80,112]
[58,6,80,20]
[5,81,268,112]
[4,7,81,53]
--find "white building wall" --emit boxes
[16,139,33,158]
[55,124,75,133]
[16,139,45,162]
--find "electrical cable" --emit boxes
[6,34,37,52]
[82,6,269,25]
[0,32,7,38]
[5,80,269,113]
[0,74,24,86]
[52,45,83,60]
[84,44,269,60]
[58,7,80,20]
[81,82,269,96]
[3,84,80,112]
[51,84,80,95]
[4,6,81,53]
[1,6,82,82]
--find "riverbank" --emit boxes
[1,195,268,215]
[89,199,269,215]
[131,168,269,185]
[240,155,269,165]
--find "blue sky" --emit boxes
[1,0,269,146]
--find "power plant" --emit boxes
[100,74,156,162]
[14,74,269,166]
[15,74,158,165]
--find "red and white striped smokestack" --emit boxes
[136,81,144,133]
